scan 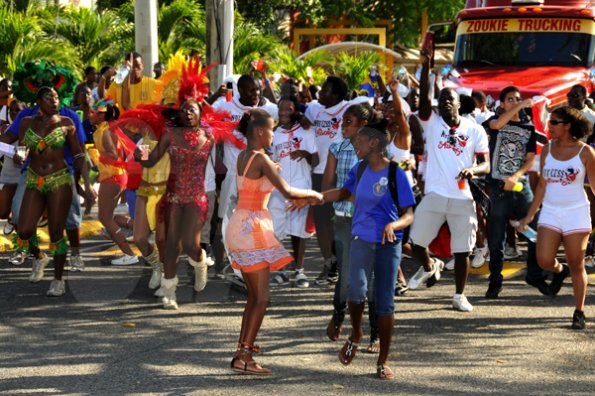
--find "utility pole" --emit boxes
[134,0,159,77]
[206,0,234,88]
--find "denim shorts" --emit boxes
[348,236,401,315]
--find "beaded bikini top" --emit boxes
[24,127,66,152]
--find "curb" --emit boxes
[0,220,103,253]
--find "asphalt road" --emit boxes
[0,233,593,395]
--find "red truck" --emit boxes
[443,0,595,123]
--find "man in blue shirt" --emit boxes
[0,105,94,272]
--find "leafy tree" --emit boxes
[0,6,81,78]
[41,6,133,69]
[332,51,379,92]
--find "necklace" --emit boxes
[184,127,203,147]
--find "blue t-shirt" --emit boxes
[344,161,416,243]
[8,105,86,172]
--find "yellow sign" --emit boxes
[458,18,595,34]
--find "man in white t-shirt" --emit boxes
[408,49,491,312]
[304,76,351,282]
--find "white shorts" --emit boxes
[409,193,477,254]
[538,204,591,236]
[268,188,312,240]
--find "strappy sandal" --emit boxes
[326,317,342,341]
[338,338,359,366]
[230,342,272,375]
[377,364,395,380]
[365,339,380,354]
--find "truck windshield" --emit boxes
[454,32,593,68]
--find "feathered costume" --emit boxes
[109,56,241,227]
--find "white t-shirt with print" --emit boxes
[271,123,317,186]
[213,96,278,175]
[305,100,351,174]
[419,111,489,200]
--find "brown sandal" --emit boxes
[377,364,395,380]
[326,318,342,341]
[338,338,359,366]
[230,342,272,375]
[365,340,380,354]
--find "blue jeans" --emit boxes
[332,216,377,332]
[487,181,543,283]
[349,237,401,315]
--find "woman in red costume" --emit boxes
[134,59,240,309]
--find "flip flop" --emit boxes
[326,318,341,341]
[377,364,395,380]
[338,338,359,366]
[365,340,380,354]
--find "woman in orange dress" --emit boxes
[226,109,322,375]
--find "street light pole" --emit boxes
[134,0,159,77]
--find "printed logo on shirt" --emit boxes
[543,167,579,186]
[275,137,302,160]
[372,177,388,197]
[313,117,340,139]
[437,129,469,156]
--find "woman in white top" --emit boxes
[383,80,413,292]
[520,106,595,330]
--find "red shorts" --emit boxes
[102,174,128,189]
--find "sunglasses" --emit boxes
[548,119,568,126]
[567,93,582,98]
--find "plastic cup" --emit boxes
[139,144,149,160]
[457,179,466,190]
[16,146,26,159]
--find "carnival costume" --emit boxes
[117,56,240,306]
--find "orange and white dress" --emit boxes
[226,152,293,273]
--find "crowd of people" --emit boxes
[0,47,593,380]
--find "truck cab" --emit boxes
[450,0,595,107]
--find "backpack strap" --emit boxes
[388,161,402,215]
[355,159,368,187]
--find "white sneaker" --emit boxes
[69,255,85,272]
[445,258,455,271]
[29,253,50,283]
[453,294,474,312]
[295,271,310,288]
[9,251,26,265]
[471,247,489,268]
[503,245,521,260]
[46,279,65,297]
[585,256,594,268]
[111,254,139,266]
[408,261,438,290]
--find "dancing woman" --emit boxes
[226,109,322,375]
[15,87,90,296]
[519,106,595,329]
[136,99,214,309]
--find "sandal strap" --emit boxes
[240,341,262,354]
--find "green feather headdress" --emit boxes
[13,60,76,105]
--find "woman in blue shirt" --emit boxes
[293,124,415,380]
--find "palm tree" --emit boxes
[232,18,284,75]
[270,46,332,84]
[333,51,379,92]
[157,0,205,62]
[40,6,133,69]
[0,6,80,78]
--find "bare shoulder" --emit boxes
[580,142,595,162]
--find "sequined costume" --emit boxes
[158,129,213,223]
[24,126,72,193]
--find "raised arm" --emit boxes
[418,49,433,120]
[488,98,534,130]
[388,79,411,150]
